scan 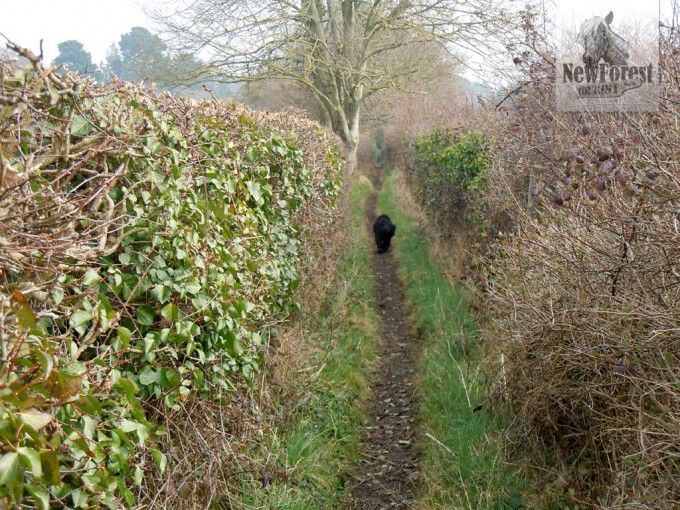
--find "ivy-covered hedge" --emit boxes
[409,129,490,222]
[0,43,342,508]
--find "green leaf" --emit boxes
[113,377,140,405]
[74,395,103,415]
[40,450,60,485]
[150,285,171,304]
[246,180,263,202]
[0,452,20,484]
[70,310,92,329]
[52,289,64,306]
[139,366,158,386]
[225,330,242,357]
[26,483,50,510]
[18,447,42,477]
[185,278,201,295]
[82,415,97,440]
[134,465,144,486]
[117,326,132,349]
[137,306,155,326]
[118,419,141,433]
[71,488,88,507]
[117,478,135,506]
[144,333,156,354]
[82,269,100,286]
[36,350,53,380]
[150,448,168,474]
[161,303,180,322]
[14,302,36,330]
[70,115,94,137]
[17,409,53,430]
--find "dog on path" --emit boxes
[373,215,396,253]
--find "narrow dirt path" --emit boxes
[347,169,419,510]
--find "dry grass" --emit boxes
[477,14,680,509]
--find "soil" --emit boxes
[347,170,420,509]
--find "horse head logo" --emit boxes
[577,11,629,68]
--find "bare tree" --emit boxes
[149,0,514,174]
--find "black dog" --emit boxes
[373,214,396,253]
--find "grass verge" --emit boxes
[376,168,528,509]
[229,175,378,509]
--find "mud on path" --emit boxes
[347,171,419,509]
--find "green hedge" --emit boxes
[0,45,342,508]
[410,129,490,224]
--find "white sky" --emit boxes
[0,0,669,71]
[0,0,158,64]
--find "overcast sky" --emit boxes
[0,0,157,64]
[0,0,667,70]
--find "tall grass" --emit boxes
[377,168,528,509]
[227,175,379,509]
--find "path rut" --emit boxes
[347,170,420,509]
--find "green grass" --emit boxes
[377,168,528,510]
[228,175,379,509]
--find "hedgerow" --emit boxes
[410,129,490,223]
[476,10,680,508]
[0,42,342,508]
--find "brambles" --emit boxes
[479,14,680,508]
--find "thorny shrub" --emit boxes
[0,42,342,508]
[479,6,680,508]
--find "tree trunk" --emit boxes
[344,102,361,175]
[345,139,358,175]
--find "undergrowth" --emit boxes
[228,175,379,509]
[376,168,528,509]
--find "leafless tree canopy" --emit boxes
[149,0,516,173]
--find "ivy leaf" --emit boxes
[70,115,94,137]
[246,180,263,203]
[117,326,132,349]
[0,452,20,484]
[74,395,103,415]
[117,478,135,506]
[36,350,54,380]
[225,330,242,357]
[82,269,100,286]
[70,310,92,329]
[150,285,171,304]
[185,278,201,295]
[17,409,53,430]
[26,483,50,510]
[137,306,155,326]
[71,489,88,507]
[150,448,168,474]
[12,295,36,330]
[40,450,60,485]
[134,465,144,486]
[52,289,64,306]
[161,303,180,322]
[139,366,158,386]
[18,447,42,477]
[113,378,141,408]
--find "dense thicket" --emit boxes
[0,43,342,508]
[388,10,679,507]
[483,59,680,508]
